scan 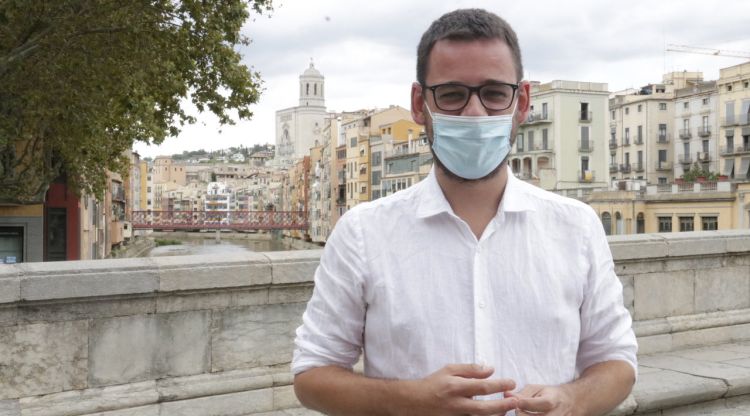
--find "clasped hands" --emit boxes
[401,363,577,416]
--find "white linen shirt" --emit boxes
[292,167,637,397]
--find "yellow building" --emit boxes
[587,180,747,234]
[342,106,412,210]
[152,156,187,186]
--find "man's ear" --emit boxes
[411,82,427,126]
[515,81,531,126]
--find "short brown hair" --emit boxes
[416,9,523,85]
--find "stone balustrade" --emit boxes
[0,230,749,415]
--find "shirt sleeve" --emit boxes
[291,209,368,375]
[576,207,638,378]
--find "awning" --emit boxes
[743,127,750,136]
[725,129,734,137]
[740,157,750,178]
[724,158,735,176]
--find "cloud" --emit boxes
[135,0,750,158]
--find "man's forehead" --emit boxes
[425,38,518,84]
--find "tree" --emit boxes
[0,0,272,203]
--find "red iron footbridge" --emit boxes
[131,211,308,231]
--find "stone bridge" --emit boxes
[1,231,750,415]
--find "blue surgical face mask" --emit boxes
[427,103,516,180]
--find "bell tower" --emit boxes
[299,59,325,107]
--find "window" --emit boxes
[658,149,667,162]
[659,103,667,110]
[516,133,524,151]
[683,102,689,109]
[658,216,672,232]
[702,216,718,230]
[350,137,356,147]
[601,212,612,236]
[542,102,548,119]
[542,129,548,150]
[658,177,667,184]
[528,130,535,150]
[625,107,629,115]
[372,151,382,166]
[745,81,749,89]
[728,85,733,92]
[679,216,694,232]
[637,104,642,112]
[0,226,24,263]
[703,97,710,105]
[611,110,615,119]
[636,213,645,234]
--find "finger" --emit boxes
[517,396,556,413]
[450,378,517,397]
[443,363,495,379]
[506,384,544,399]
[457,397,519,416]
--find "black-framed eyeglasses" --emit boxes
[422,82,519,112]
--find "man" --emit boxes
[292,9,637,416]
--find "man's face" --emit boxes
[410,38,530,180]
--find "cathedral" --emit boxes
[274,61,329,166]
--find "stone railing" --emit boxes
[1,231,749,415]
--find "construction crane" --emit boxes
[666,44,750,59]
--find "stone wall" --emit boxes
[0,231,749,415]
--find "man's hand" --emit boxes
[397,364,518,416]
[506,384,576,416]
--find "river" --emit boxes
[142,232,315,257]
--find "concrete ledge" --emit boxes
[155,252,271,291]
[634,308,750,338]
[0,277,20,304]
[608,230,750,261]
[609,234,668,261]
[13,367,290,416]
[263,250,323,285]
[19,258,159,301]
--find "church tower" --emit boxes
[299,60,325,108]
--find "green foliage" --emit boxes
[0,0,273,203]
[681,162,718,182]
[154,238,182,247]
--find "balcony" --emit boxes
[696,151,712,162]
[609,140,617,149]
[525,111,551,124]
[655,161,673,171]
[678,154,693,164]
[721,146,735,156]
[679,129,692,140]
[623,138,631,146]
[577,170,595,183]
[620,164,632,174]
[736,144,750,154]
[578,140,593,152]
[609,164,619,173]
[579,111,592,122]
[633,162,645,172]
[633,136,644,145]
[657,134,670,144]
[697,126,712,137]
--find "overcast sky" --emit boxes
[133,0,750,158]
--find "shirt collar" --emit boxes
[499,166,537,214]
[416,165,536,219]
